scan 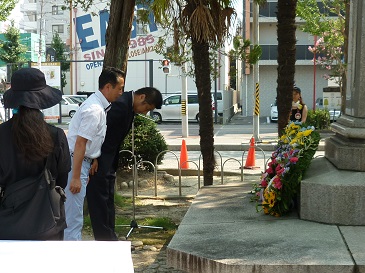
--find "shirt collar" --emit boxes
[94,90,111,111]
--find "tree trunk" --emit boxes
[103,0,135,75]
[192,39,215,186]
[276,0,297,136]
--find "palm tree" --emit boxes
[277,0,298,135]
[152,0,235,185]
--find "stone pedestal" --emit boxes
[326,115,365,171]
[300,157,365,225]
[300,0,365,226]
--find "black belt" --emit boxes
[70,152,93,164]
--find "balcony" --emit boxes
[20,20,37,32]
[20,3,37,13]
[260,44,324,61]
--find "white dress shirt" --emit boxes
[67,90,110,159]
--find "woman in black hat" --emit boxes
[0,67,71,240]
[290,86,308,123]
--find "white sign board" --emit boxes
[31,62,62,121]
[323,92,341,110]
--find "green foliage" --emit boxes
[114,194,133,209]
[0,0,18,21]
[306,109,330,130]
[297,0,346,85]
[231,36,262,65]
[0,21,27,65]
[50,32,70,88]
[120,115,168,172]
[143,217,176,230]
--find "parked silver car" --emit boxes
[61,96,80,117]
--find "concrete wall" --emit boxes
[240,65,329,118]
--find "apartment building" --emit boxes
[18,0,69,64]
[240,0,331,117]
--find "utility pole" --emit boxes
[38,0,44,69]
[181,63,188,138]
[252,1,260,141]
[69,0,73,95]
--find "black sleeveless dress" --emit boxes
[290,106,304,122]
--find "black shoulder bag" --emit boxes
[0,153,67,240]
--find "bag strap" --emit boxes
[44,126,59,189]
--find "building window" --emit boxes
[52,24,64,34]
[27,12,37,21]
[52,5,63,15]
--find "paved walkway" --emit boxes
[167,178,365,273]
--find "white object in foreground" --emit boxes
[0,241,134,273]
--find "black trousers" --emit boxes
[87,172,118,241]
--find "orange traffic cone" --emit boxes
[244,137,258,169]
[180,139,189,169]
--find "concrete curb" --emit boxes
[167,142,325,151]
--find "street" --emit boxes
[155,120,278,139]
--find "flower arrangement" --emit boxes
[252,121,321,216]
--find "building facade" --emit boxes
[240,0,332,118]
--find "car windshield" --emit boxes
[68,97,83,104]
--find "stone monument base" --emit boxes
[300,156,365,225]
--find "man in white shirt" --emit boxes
[64,67,125,241]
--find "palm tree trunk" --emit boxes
[103,0,135,74]
[192,38,215,186]
[277,0,297,136]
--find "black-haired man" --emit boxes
[64,67,125,241]
[87,87,163,240]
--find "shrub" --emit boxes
[119,114,168,171]
[306,109,330,130]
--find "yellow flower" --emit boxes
[298,104,303,110]
[303,129,312,136]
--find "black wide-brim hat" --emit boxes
[4,67,62,109]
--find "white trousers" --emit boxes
[64,158,91,241]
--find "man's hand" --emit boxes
[69,178,82,194]
[89,159,98,175]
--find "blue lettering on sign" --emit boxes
[76,7,157,53]
[99,10,109,47]
[76,14,100,52]
[86,61,103,70]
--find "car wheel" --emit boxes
[69,110,76,118]
[152,112,162,123]
[196,113,200,123]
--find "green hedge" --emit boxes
[306,109,330,130]
[119,115,167,171]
